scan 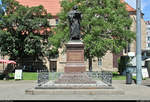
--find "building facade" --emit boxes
[145,21,150,50]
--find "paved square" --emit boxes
[0,80,150,100]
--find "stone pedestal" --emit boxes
[64,41,86,73]
[54,41,97,84]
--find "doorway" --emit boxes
[50,61,57,72]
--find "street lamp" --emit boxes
[136,0,142,85]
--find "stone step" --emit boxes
[55,81,96,84]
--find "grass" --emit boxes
[8,71,127,80]
[112,72,150,80]
[9,72,38,80]
[9,72,62,80]
[112,75,126,80]
[132,76,149,80]
[23,72,38,80]
[112,72,126,80]
[7,71,149,81]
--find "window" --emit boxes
[148,43,150,48]
[127,43,131,52]
[56,19,59,25]
[125,43,131,53]
[50,61,57,72]
[98,58,102,66]
[148,36,150,41]
[147,28,150,30]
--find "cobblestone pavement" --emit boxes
[0,79,150,100]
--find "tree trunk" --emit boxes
[89,57,92,72]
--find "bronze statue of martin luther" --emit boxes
[68,5,82,40]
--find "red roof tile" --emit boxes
[16,0,61,16]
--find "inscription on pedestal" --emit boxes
[67,51,83,62]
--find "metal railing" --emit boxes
[37,71,112,86]
[37,70,49,86]
[86,71,112,85]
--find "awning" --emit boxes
[0,59,16,64]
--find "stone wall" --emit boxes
[99,51,114,71]
[129,14,146,52]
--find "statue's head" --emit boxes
[73,5,78,10]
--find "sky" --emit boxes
[125,0,150,21]
[0,0,150,21]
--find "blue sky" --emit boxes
[0,0,150,21]
[125,0,150,21]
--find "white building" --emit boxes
[145,21,150,50]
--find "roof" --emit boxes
[125,3,136,12]
[16,0,61,16]
[16,0,135,16]
[120,0,136,12]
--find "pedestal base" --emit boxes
[64,63,86,73]
[34,79,113,89]
[55,72,96,84]
[26,87,124,95]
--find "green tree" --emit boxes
[0,0,52,63]
[49,0,135,71]
[0,5,4,16]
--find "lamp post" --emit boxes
[136,0,142,84]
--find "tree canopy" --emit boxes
[0,0,53,60]
[49,0,135,71]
